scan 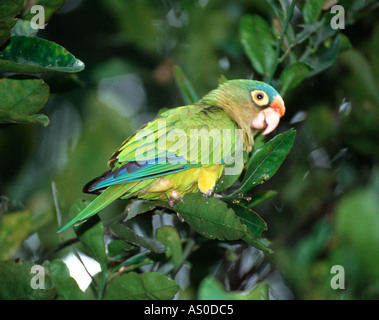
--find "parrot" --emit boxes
[58,79,285,232]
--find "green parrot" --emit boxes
[58,79,285,232]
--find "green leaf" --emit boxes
[173,194,247,241]
[198,276,269,300]
[245,190,278,208]
[0,78,49,113]
[0,108,50,126]
[0,0,23,46]
[47,260,86,300]
[104,272,178,300]
[239,14,276,77]
[0,77,50,126]
[0,210,32,260]
[294,20,325,45]
[224,129,296,199]
[75,217,108,271]
[214,160,244,193]
[107,240,134,259]
[305,34,340,77]
[303,0,326,24]
[155,226,182,267]
[312,21,338,48]
[0,260,56,299]
[112,252,152,273]
[124,199,158,222]
[230,204,272,253]
[230,204,267,238]
[109,222,166,253]
[0,36,84,73]
[280,62,311,95]
[173,65,199,105]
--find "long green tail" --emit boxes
[58,184,131,232]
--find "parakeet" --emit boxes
[58,79,285,232]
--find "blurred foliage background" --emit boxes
[1,0,379,300]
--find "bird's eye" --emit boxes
[251,90,269,107]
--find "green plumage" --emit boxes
[58,80,283,232]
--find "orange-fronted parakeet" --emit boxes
[58,80,285,232]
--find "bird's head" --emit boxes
[202,79,285,136]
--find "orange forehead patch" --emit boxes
[270,95,285,116]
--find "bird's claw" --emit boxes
[203,190,222,201]
[168,191,184,207]
[204,190,212,202]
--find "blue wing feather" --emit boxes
[88,155,201,191]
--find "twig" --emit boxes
[266,0,296,83]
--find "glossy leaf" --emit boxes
[0,77,50,126]
[173,194,247,241]
[241,128,295,190]
[0,0,23,46]
[0,36,84,73]
[230,204,271,253]
[224,128,296,199]
[239,14,276,77]
[104,272,178,300]
[109,222,166,253]
[280,62,311,95]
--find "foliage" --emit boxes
[1,0,379,300]
[0,0,83,127]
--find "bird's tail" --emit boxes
[57,183,131,233]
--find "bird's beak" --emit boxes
[251,95,285,135]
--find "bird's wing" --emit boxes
[86,105,241,192]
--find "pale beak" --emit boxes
[251,95,285,136]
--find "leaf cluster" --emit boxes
[0,0,84,127]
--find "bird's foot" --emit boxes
[168,191,185,222]
[204,189,212,202]
[168,191,184,207]
[203,190,222,202]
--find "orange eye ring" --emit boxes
[251,90,269,107]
